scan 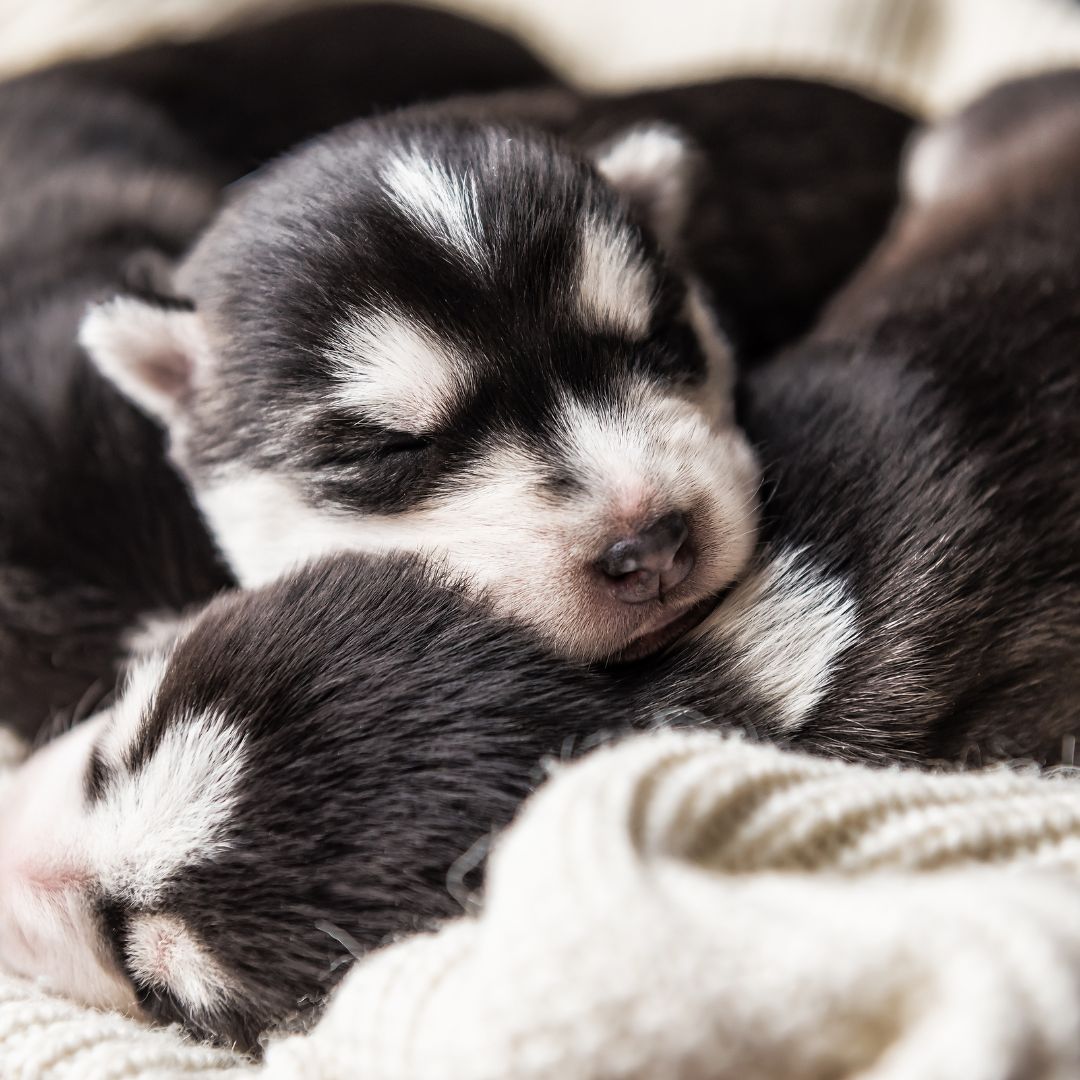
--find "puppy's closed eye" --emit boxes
[375,431,435,457]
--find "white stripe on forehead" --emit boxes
[382,148,487,271]
[326,307,461,431]
[576,214,654,339]
[91,709,247,909]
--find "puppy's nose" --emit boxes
[596,512,694,603]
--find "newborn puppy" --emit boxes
[0,554,640,1051]
[642,70,1080,766]
[0,8,557,739]
[82,81,912,662]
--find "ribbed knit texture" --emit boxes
[4,730,1080,1078]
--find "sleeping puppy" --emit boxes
[0,8,557,740]
[643,69,1080,766]
[0,554,643,1052]
[82,80,912,662]
[5,73,1076,1051]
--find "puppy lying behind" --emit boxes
[0,7,558,739]
[647,70,1080,766]
[0,554,642,1052]
[84,81,912,662]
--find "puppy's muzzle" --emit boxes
[595,511,694,603]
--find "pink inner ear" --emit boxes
[145,347,193,402]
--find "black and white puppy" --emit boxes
[82,81,912,662]
[5,73,1076,1053]
[0,7,558,739]
[645,70,1080,766]
[0,554,642,1052]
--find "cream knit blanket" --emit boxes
[3,730,1080,1079]
[4,0,1080,1076]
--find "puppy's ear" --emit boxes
[79,296,212,428]
[592,124,697,249]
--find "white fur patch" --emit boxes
[325,307,461,430]
[0,714,136,1011]
[902,125,964,206]
[576,214,654,339]
[126,913,235,1014]
[79,297,210,426]
[382,148,486,271]
[696,547,858,732]
[0,694,247,1014]
[594,124,691,247]
[195,367,760,660]
[683,277,737,420]
[89,708,247,909]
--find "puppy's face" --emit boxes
[82,118,759,661]
[0,556,618,1050]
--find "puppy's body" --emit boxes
[0,9,558,739]
[0,555,641,1050]
[648,71,1080,765]
[85,79,912,660]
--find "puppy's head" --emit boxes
[0,556,619,1051]
[81,115,759,661]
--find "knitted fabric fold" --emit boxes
[261,731,1080,1080]
[5,730,1080,1078]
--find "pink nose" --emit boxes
[595,512,694,603]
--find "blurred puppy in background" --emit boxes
[0,5,559,740]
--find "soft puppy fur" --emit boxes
[12,64,1080,1038]
[0,554,643,1052]
[0,7,558,740]
[643,70,1080,766]
[82,80,912,663]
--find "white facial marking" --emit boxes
[696,547,858,732]
[325,307,460,430]
[196,369,760,660]
[684,277,737,419]
[594,124,691,247]
[90,708,247,909]
[126,913,235,1014]
[576,214,654,339]
[0,651,248,1014]
[382,148,486,271]
[79,297,210,426]
[0,714,135,1011]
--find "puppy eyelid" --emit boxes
[377,431,434,455]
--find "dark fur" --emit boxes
[169,79,914,488]
[93,554,642,1051]
[641,71,1080,766]
[0,8,557,739]
[539,77,915,360]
